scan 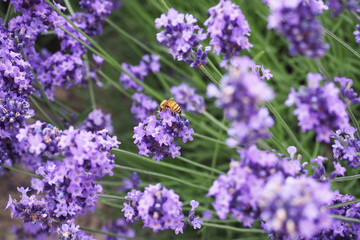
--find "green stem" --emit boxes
[314,59,330,82]
[159,0,170,11]
[330,214,360,223]
[207,57,223,79]
[98,71,132,99]
[29,96,57,126]
[203,111,228,131]
[4,3,13,24]
[175,155,225,175]
[112,149,214,179]
[63,0,75,15]
[347,105,360,139]
[193,133,228,147]
[80,226,138,240]
[331,174,360,182]
[98,199,123,209]
[1,165,41,179]
[266,101,311,160]
[88,79,96,109]
[201,66,220,87]
[322,26,360,60]
[201,222,264,234]
[97,194,125,200]
[328,199,360,209]
[114,164,208,191]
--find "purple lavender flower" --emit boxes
[332,126,360,169]
[170,83,206,114]
[313,190,360,239]
[120,54,160,91]
[131,93,158,124]
[122,183,185,234]
[259,174,334,239]
[119,172,141,193]
[79,109,114,134]
[155,9,208,68]
[286,73,350,143]
[208,145,304,227]
[103,218,135,240]
[334,76,360,104]
[188,200,203,229]
[328,0,360,17]
[207,57,274,147]
[265,0,329,58]
[12,222,54,240]
[354,24,360,43]
[79,0,113,21]
[133,109,194,162]
[204,0,252,61]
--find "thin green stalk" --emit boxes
[331,174,360,182]
[207,57,223,79]
[175,155,225,174]
[33,95,72,122]
[347,105,360,138]
[88,79,96,109]
[98,71,132,99]
[203,111,228,131]
[29,96,57,126]
[201,66,220,87]
[330,214,360,223]
[63,0,75,15]
[114,164,208,191]
[112,149,214,179]
[322,26,360,60]
[328,199,360,209]
[54,97,79,115]
[201,222,264,234]
[4,3,13,24]
[193,133,228,147]
[266,101,311,160]
[314,59,330,81]
[97,194,125,200]
[80,226,139,240]
[1,165,41,179]
[159,0,170,11]
[156,73,171,95]
[98,199,123,209]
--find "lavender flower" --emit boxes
[328,0,360,17]
[79,109,114,134]
[204,0,252,61]
[259,174,334,239]
[122,183,185,234]
[208,145,304,227]
[170,83,206,114]
[131,93,158,124]
[354,24,360,43]
[155,9,208,68]
[265,0,329,58]
[188,200,203,229]
[119,172,141,193]
[133,109,194,162]
[334,76,360,104]
[79,0,114,21]
[103,218,135,240]
[332,126,360,169]
[0,140,21,176]
[120,54,160,91]
[12,222,54,240]
[207,57,274,147]
[313,190,360,239]
[286,73,350,142]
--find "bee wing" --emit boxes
[168,97,174,101]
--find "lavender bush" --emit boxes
[1,0,360,239]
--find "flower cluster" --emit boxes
[103,218,136,240]
[332,126,360,169]
[131,93,158,124]
[79,0,114,21]
[170,83,206,114]
[354,24,360,43]
[119,172,142,193]
[208,145,305,227]
[313,190,360,239]
[207,57,274,147]
[0,140,21,176]
[334,76,360,104]
[79,108,114,134]
[328,0,360,17]
[16,121,62,171]
[188,200,203,229]
[204,0,252,61]
[133,109,194,162]
[286,73,350,142]
[12,222,54,240]
[155,9,208,68]
[260,174,333,239]
[265,0,329,58]
[120,54,161,91]
[122,183,185,234]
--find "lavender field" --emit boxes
[1,0,360,239]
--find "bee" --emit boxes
[158,98,182,115]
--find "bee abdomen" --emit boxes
[169,101,181,114]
